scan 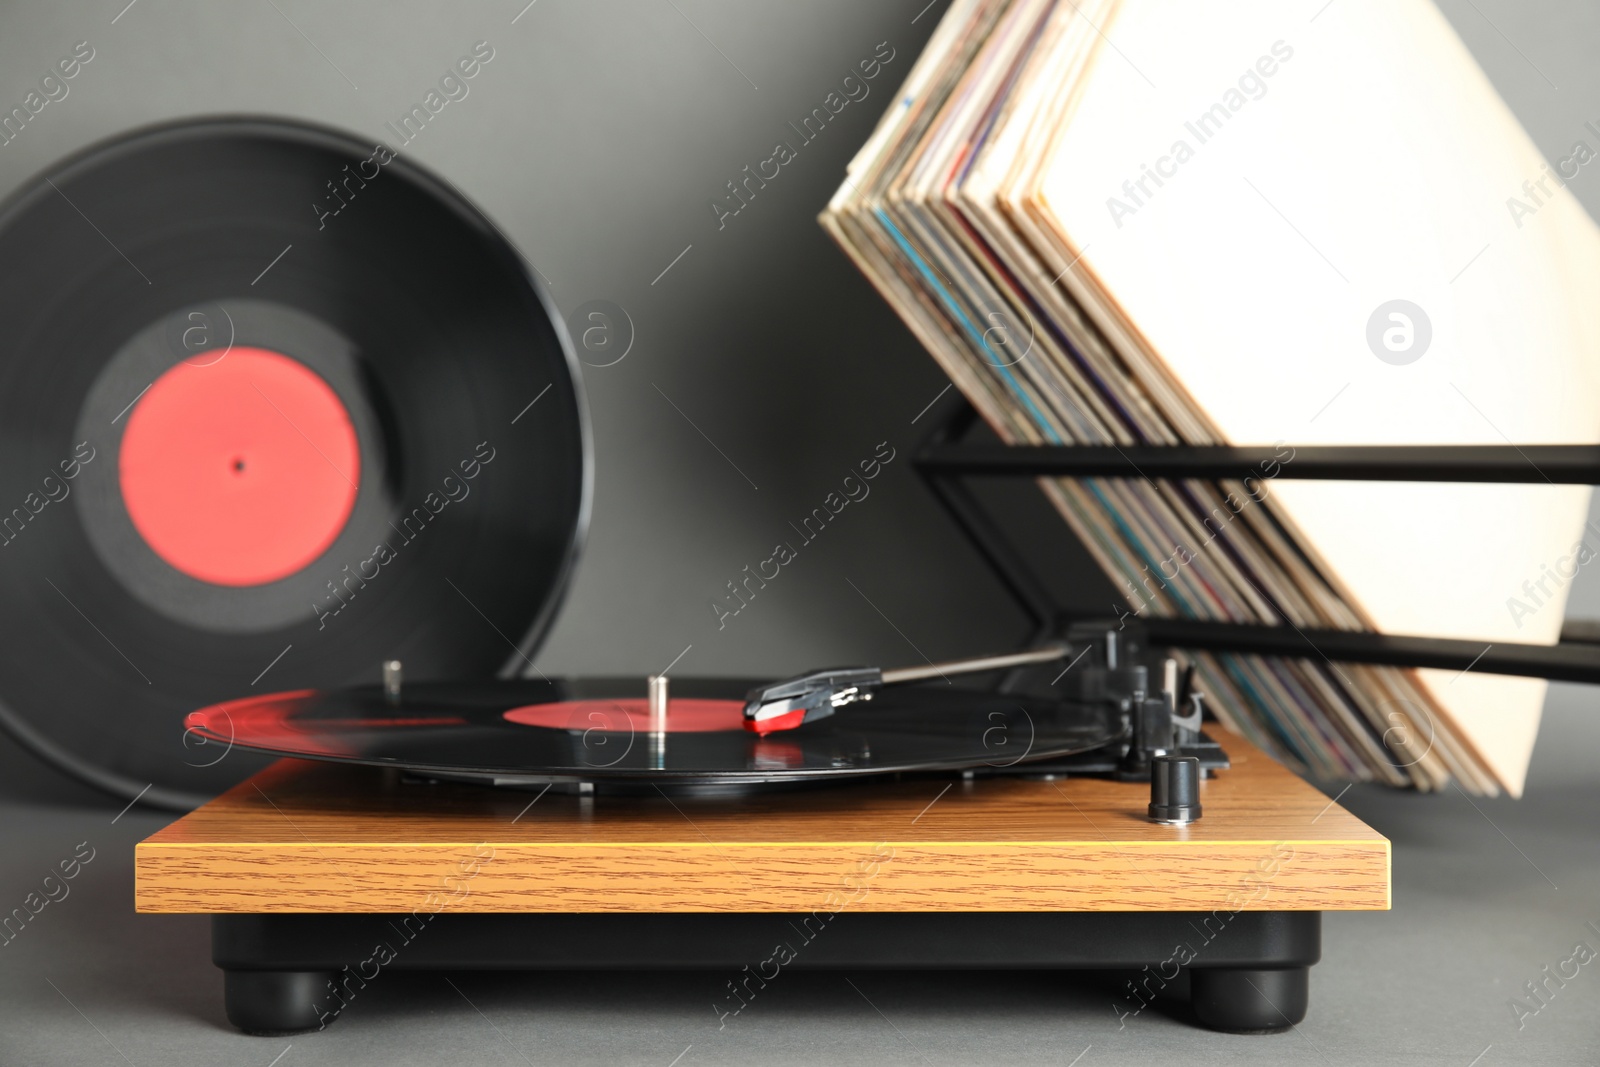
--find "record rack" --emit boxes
[913,394,1600,686]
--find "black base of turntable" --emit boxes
[214,910,1319,1036]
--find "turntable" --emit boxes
[135,706,1386,1037]
[134,625,1388,1036]
[0,117,1388,1037]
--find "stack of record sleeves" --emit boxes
[822,0,1600,794]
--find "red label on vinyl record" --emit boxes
[504,699,746,733]
[119,347,360,586]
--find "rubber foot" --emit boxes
[224,970,340,1035]
[1189,967,1308,1033]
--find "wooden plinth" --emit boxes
[135,730,1388,914]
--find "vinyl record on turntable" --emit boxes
[182,677,1126,791]
[0,117,589,809]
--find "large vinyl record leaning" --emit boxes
[0,117,589,809]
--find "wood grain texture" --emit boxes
[135,730,1389,914]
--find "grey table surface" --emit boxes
[0,684,1595,1067]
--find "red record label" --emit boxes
[118,347,360,586]
[504,698,746,733]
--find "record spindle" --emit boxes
[648,674,668,770]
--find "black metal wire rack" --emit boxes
[913,395,1600,685]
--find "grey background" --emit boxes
[0,0,1598,1064]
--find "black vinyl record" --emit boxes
[183,678,1125,789]
[0,117,589,808]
